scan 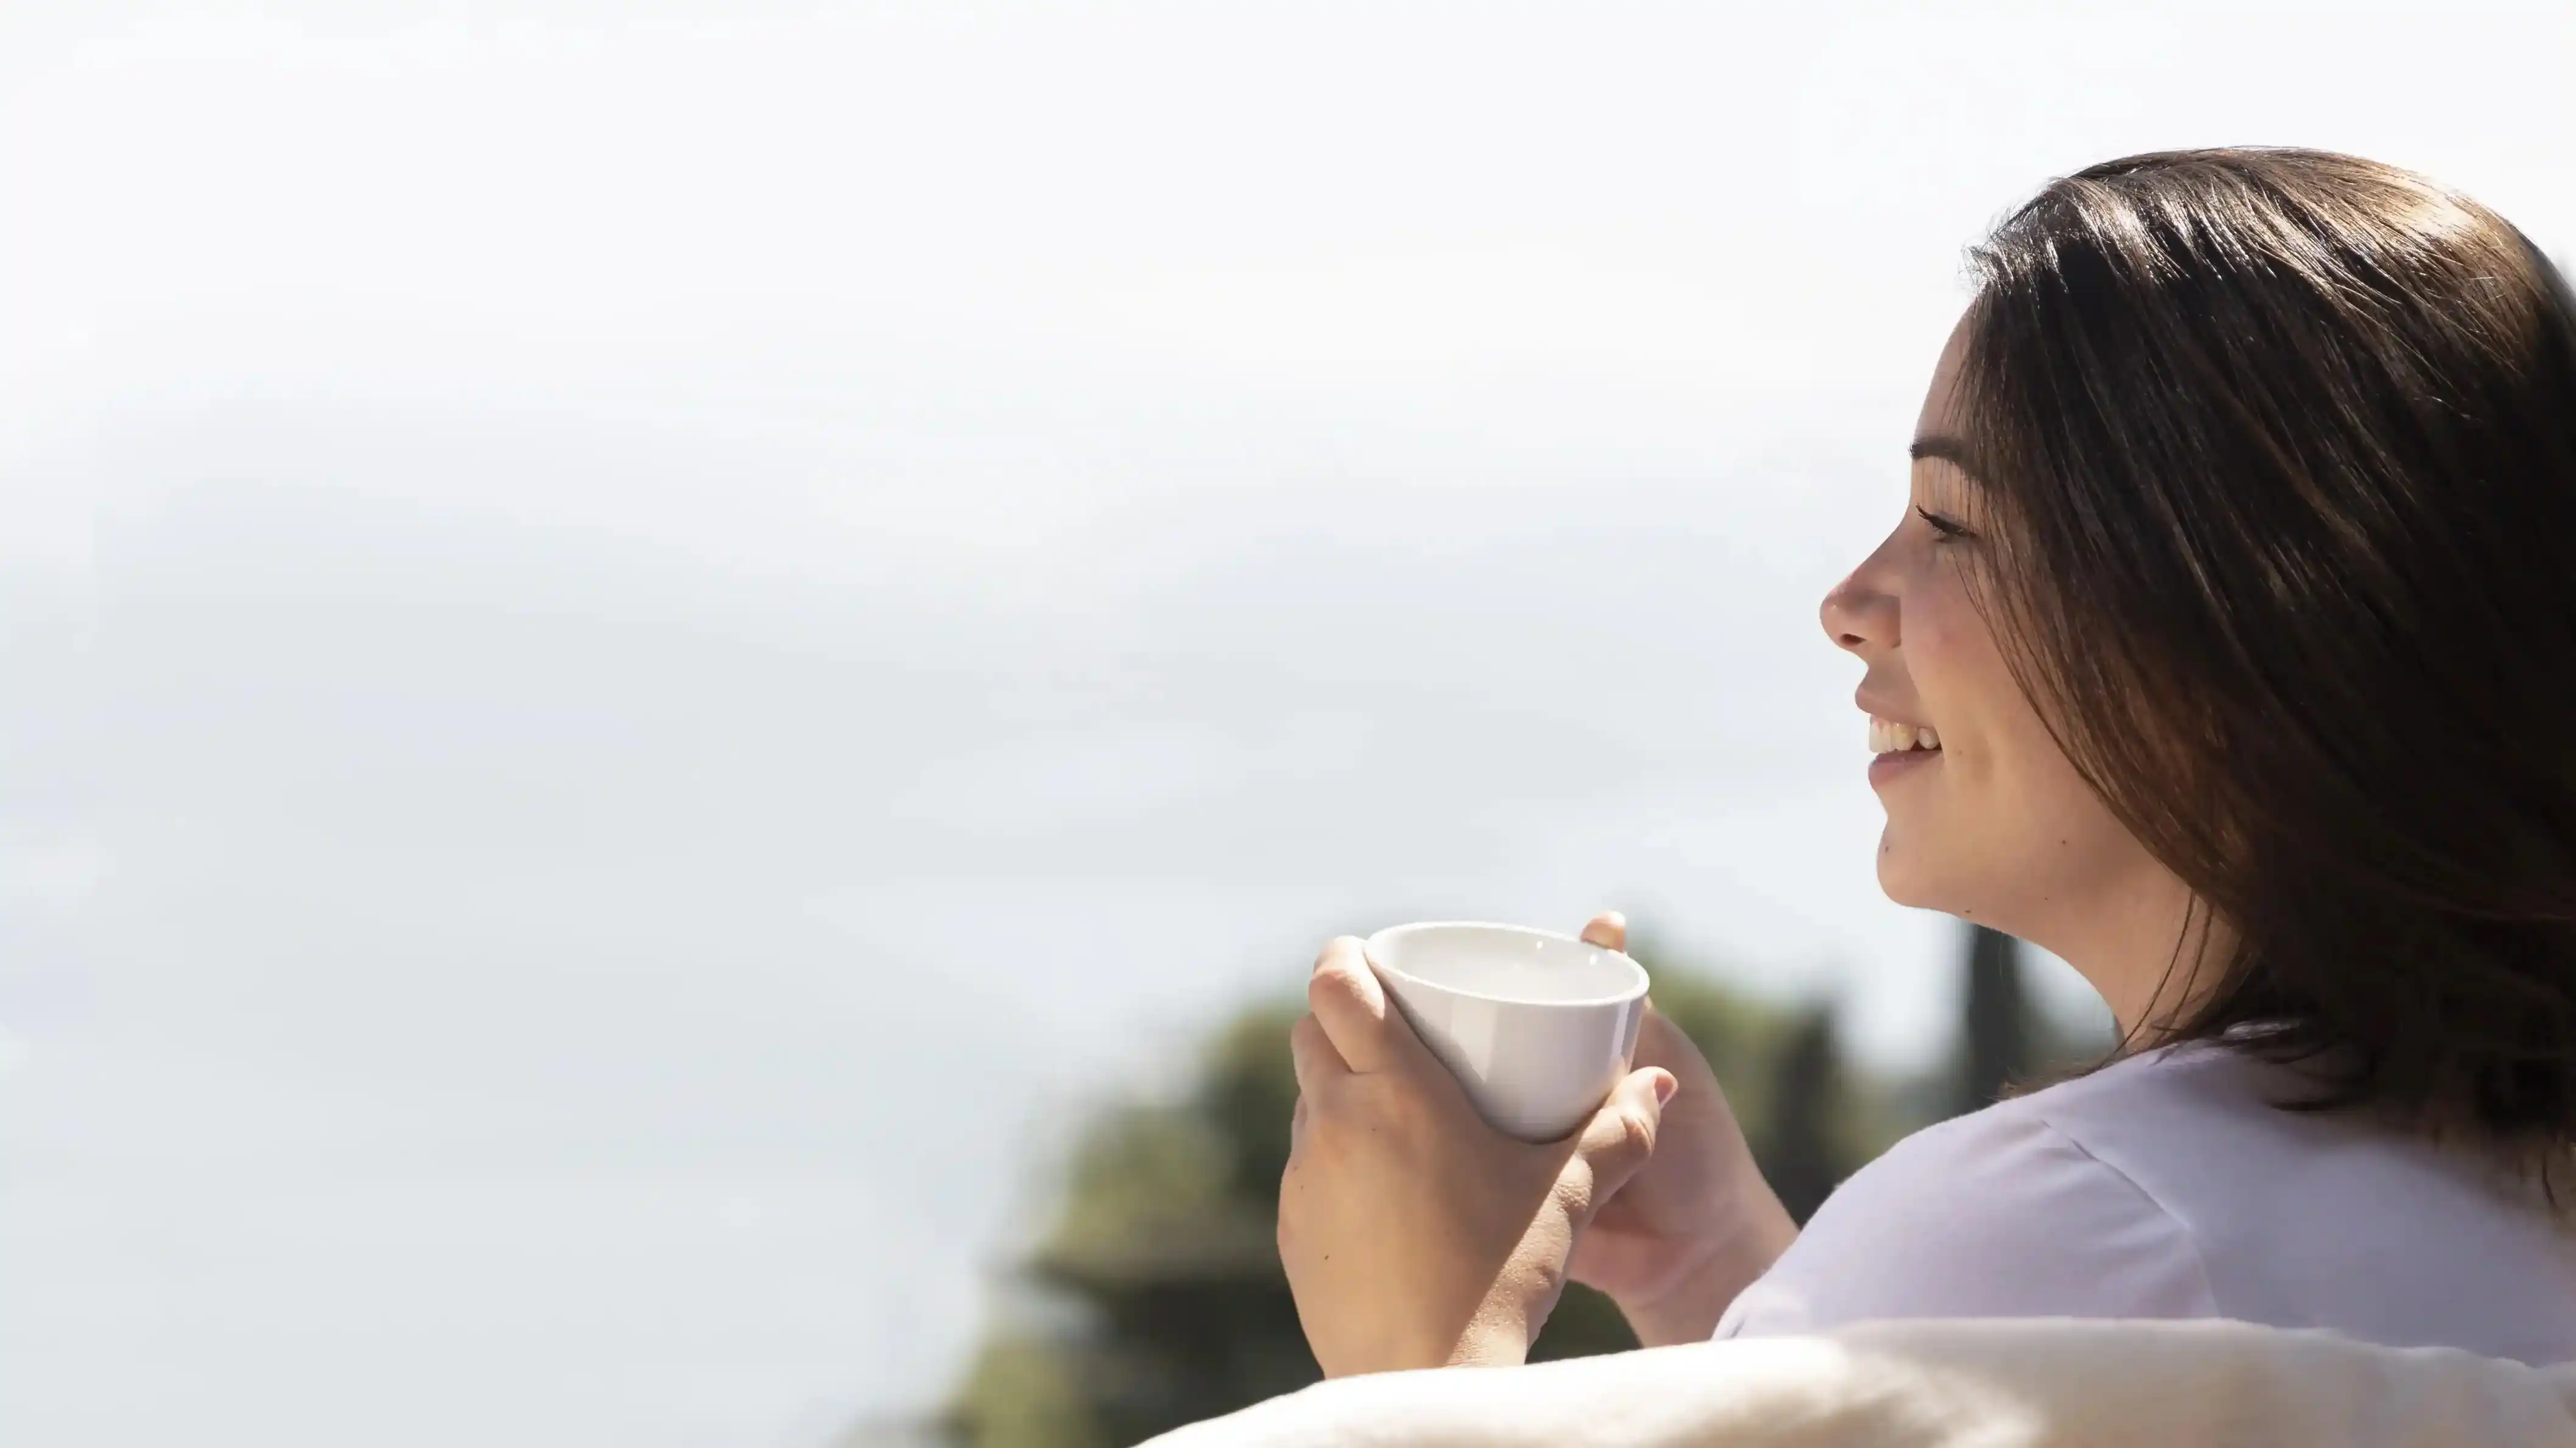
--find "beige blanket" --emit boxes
[1145,1320,2576,1447]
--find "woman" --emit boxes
[1276,148,2576,1379]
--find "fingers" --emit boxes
[1574,1067,1675,1201]
[1307,936,1417,1076]
[1289,1012,1349,1100]
[1288,1012,1347,1158]
[1580,911,1627,953]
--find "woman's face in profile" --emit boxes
[1821,314,2166,948]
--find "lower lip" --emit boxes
[1868,749,1942,788]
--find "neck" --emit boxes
[2022,867,2232,1042]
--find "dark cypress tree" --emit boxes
[1960,924,2031,1114]
[1762,1006,1846,1224]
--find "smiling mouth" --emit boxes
[1867,715,1941,756]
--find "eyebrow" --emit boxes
[1908,434,1981,476]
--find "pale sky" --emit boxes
[4,3,2571,1445]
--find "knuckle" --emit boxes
[1361,1075,1439,1147]
[1620,1106,1658,1158]
[1298,1067,1442,1154]
[1289,1012,1324,1054]
[1551,1169,1595,1219]
[1577,1102,1656,1174]
[1299,1074,1412,1160]
[1297,1082,1358,1154]
[1386,1078,1439,1133]
[1346,1071,1406,1120]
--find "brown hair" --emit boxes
[1952,148,2576,1169]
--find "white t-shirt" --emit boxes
[1716,1041,2576,1364]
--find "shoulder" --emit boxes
[1718,1053,2224,1337]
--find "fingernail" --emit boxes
[1653,1072,1677,1107]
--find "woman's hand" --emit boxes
[1278,935,1675,1377]
[1565,912,1799,1346]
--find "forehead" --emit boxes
[1915,309,1977,436]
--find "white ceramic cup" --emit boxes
[1363,921,1651,1143]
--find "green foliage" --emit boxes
[946,929,2089,1446]
[972,1002,1315,1447]
[947,1335,1110,1448]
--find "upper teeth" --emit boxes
[1869,717,1941,754]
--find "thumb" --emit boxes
[1573,1067,1675,1203]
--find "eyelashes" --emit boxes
[1915,504,1974,542]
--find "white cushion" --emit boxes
[1145,1319,2576,1448]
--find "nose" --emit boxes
[1821,568,1897,659]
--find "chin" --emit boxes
[1876,834,2031,936]
[1876,866,1942,911]
[1872,825,1952,912]
[1874,828,1922,905]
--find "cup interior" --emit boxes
[1366,922,1647,1006]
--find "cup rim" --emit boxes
[1363,920,1650,1009]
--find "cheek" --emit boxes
[1894,575,1998,749]
[1902,585,2139,900]
[1911,587,2058,802]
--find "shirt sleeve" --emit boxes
[1715,1107,2218,1338]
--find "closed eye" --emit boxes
[1915,505,1974,541]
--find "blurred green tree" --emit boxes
[942,928,2104,1446]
